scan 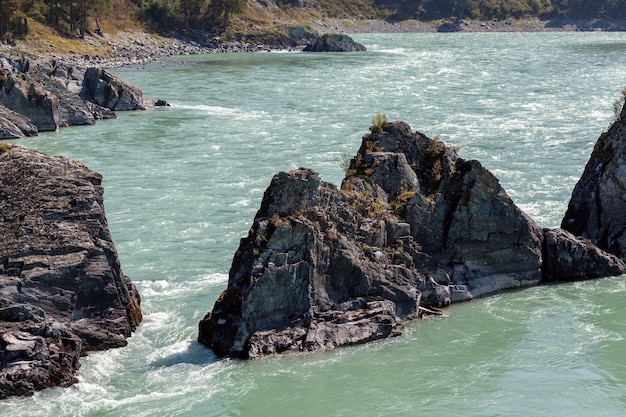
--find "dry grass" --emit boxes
[0,21,109,57]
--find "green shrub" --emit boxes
[370,113,387,133]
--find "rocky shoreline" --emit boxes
[2,17,626,72]
[316,17,626,34]
[0,144,142,399]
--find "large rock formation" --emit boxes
[0,144,142,399]
[303,34,366,52]
[0,55,150,137]
[562,100,626,260]
[80,67,154,111]
[0,104,38,138]
[199,120,626,359]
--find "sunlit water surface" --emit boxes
[4,32,626,416]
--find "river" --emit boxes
[4,31,626,416]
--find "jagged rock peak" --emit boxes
[0,144,142,399]
[198,119,626,359]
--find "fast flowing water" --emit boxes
[4,32,626,416]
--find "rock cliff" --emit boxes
[0,144,142,399]
[199,120,626,359]
[562,100,626,260]
[0,56,151,137]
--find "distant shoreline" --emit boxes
[2,17,626,70]
[316,17,626,34]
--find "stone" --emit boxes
[0,144,142,399]
[303,34,366,52]
[0,55,149,132]
[199,120,626,359]
[542,228,626,281]
[562,101,626,260]
[80,67,154,111]
[0,63,60,131]
[0,104,38,138]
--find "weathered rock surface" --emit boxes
[0,104,38,138]
[0,144,142,399]
[562,101,626,260]
[80,67,154,111]
[0,55,150,134]
[542,228,626,281]
[303,33,366,52]
[199,120,626,359]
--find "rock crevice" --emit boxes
[0,56,153,138]
[0,144,141,399]
[199,119,626,359]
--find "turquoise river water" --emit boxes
[4,32,626,416]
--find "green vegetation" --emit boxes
[389,189,416,215]
[2,0,626,44]
[370,113,388,134]
[384,0,626,21]
[0,0,248,42]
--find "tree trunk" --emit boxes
[223,7,230,31]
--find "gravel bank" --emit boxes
[2,17,626,70]
[315,17,626,34]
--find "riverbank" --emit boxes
[2,17,626,70]
[315,17,626,34]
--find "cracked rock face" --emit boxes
[562,101,626,261]
[0,56,151,137]
[199,121,626,359]
[0,144,141,399]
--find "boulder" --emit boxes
[0,55,148,133]
[303,34,366,52]
[80,67,155,111]
[0,144,142,399]
[0,65,60,132]
[199,120,626,359]
[0,104,38,138]
[542,228,626,281]
[562,100,626,260]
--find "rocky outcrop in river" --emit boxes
[562,101,626,261]
[199,119,626,359]
[303,34,366,52]
[0,144,142,399]
[0,55,151,138]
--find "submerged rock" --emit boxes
[199,120,626,359]
[303,34,366,52]
[562,100,626,260]
[0,144,142,399]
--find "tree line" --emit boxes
[2,0,626,42]
[385,0,626,21]
[0,0,247,41]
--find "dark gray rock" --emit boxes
[0,144,142,399]
[562,101,626,260]
[303,34,366,52]
[80,67,154,111]
[199,120,626,359]
[0,55,149,133]
[0,65,60,132]
[542,228,626,281]
[0,104,38,138]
